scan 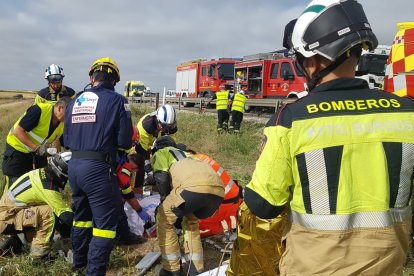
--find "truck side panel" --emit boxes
[176,64,197,97]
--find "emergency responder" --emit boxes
[35,64,76,104]
[2,96,71,187]
[211,85,230,132]
[0,152,73,259]
[64,57,133,275]
[134,104,177,190]
[150,136,224,276]
[229,87,248,133]
[115,151,152,243]
[244,0,414,275]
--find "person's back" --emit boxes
[244,0,414,274]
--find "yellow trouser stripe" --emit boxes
[73,220,93,228]
[93,228,116,239]
[122,186,132,194]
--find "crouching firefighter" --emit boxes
[149,136,224,276]
[0,152,73,259]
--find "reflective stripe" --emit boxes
[170,149,187,161]
[290,207,411,231]
[7,191,26,206]
[230,216,237,229]
[221,220,229,231]
[73,220,93,228]
[184,252,203,261]
[122,186,132,195]
[162,252,181,261]
[27,130,44,144]
[224,179,233,195]
[305,149,330,214]
[216,167,224,177]
[10,178,31,197]
[395,143,414,207]
[121,168,131,177]
[93,228,116,239]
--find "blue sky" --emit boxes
[0,0,411,93]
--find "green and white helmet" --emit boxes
[290,0,378,61]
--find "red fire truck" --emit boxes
[176,58,240,104]
[235,52,306,98]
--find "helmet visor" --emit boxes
[48,75,63,83]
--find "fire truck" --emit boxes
[234,52,306,99]
[383,22,414,98]
[176,58,240,106]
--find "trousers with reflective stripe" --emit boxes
[69,159,122,276]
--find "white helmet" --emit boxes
[290,0,378,61]
[156,104,177,133]
[45,64,65,82]
[49,151,72,186]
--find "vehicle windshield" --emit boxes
[357,54,388,76]
[131,85,146,91]
[217,63,235,80]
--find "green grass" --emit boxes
[0,100,265,274]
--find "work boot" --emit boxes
[157,267,181,276]
[116,231,146,245]
[182,261,202,276]
[0,235,23,256]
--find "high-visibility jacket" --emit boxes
[6,102,64,153]
[245,78,414,275]
[35,86,76,105]
[116,157,134,200]
[215,90,230,110]
[4,168,72,220]
[231,93,247,113]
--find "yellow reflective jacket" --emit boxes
[7,103,64,153]
[215,90,229,110]
[231,93,247,113]
[7,168,72,218]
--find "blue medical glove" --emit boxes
[137,209,151,223]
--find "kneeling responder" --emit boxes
[150,136,224,276]
[0,152,73,259]
[134,104,177,190]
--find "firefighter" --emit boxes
[64,57,133,275]
[0,152,73,259]
[244,0,414,275]
[2,96,71,191]
[229,87,248,133]
[35,64,76,104]
[212,84,230,132]
[150,136,224,276]
[134,104,177,190]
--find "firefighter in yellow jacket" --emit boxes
[229,87,248,133]
[0,152,73,259]
[245,1,414,275]
[150,136,224,276]
[2,97,71,187]
[212,85,230,132]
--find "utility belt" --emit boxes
[72,151,114,166]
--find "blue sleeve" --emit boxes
[116,97,133,149]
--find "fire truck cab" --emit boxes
[234,52,306,98]
[176,58,239,103]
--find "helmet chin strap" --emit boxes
[305,53,348,91]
